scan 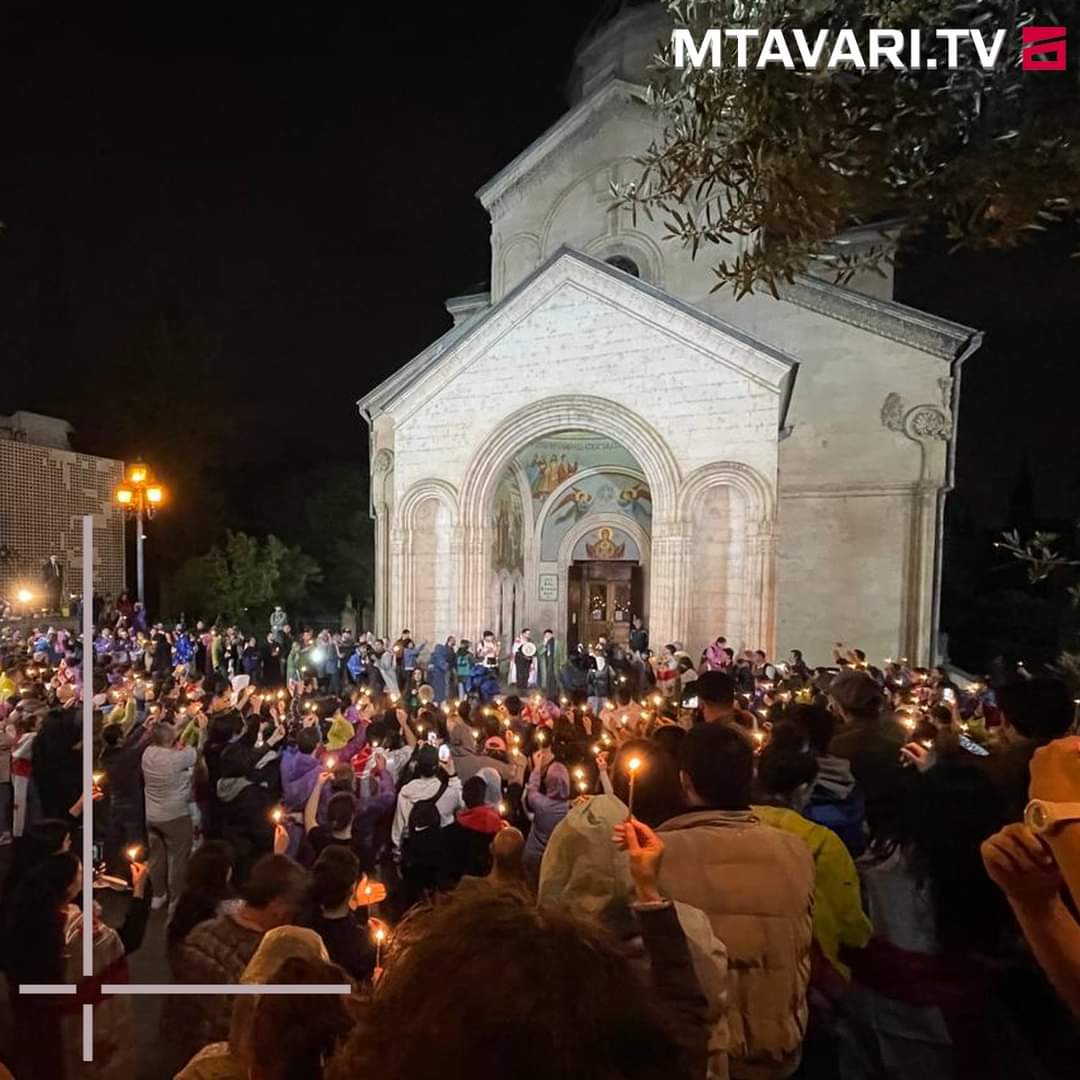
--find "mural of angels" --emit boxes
[551,485,592,523]
[617,481,652,523]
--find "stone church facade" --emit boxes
[359,4,982,666]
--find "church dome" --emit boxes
[568,0,673,103]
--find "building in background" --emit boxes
[358,2,982,666]
[0,410,125,612]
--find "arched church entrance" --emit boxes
[486,424,655,655]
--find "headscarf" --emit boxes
[541,762,571,801]
[229,926,330,1062]
[477,767,502,806]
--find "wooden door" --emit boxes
[577,562,634,649]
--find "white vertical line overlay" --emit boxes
[81,514,95,1061]
[19,515,353,1071]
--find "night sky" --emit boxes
[2,1,1079,628]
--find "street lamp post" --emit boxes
[114,460,166,606]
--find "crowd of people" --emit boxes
[2,608,1080,1080]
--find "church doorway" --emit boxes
[567,560,644,652]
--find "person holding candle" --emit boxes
[99,715,153,869]
[522,744,571,887]
[656,722,815,1080]
[392,744,462,905]
[7,848,150,1079]
[301,845,380,981]
[142,714,207,912]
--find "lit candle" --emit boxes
[325,755,337,770]
[626,755,642,817]
[92,771,105,786]
[374,926,386,969]
[271,807,284,824]
[126,845,142,862]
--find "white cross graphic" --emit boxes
[18,516,351,1064]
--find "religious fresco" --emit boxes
[571,525,641,562]
[540,470,651,561]
[492,469,524,574]
[515,431,640,521]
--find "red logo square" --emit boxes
[1022,26,1067,70]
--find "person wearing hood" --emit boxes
[538,741,729,1080]
[280,728,324,856]
[787,703,867,856]
[427,636,456,703]
[176,924,333,1080]
[444,772,506,885]
[217,742,275,883]
[447,709,521,786]
[522,751,570,886]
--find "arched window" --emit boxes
[604,254,641,278]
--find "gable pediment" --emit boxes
[359,247,798,428]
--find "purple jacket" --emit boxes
[523,762,570,883]
[280,746,324,809]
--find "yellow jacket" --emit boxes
[753,804,872,979]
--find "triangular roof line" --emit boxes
[476,78,647,211]
[357,245,800,422]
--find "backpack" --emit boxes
[401,771,449,877]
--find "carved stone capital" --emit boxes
[881,392,951,443]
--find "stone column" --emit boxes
[649,520,691,648]
[373,504,390,638]
[389,527,406,639]
[448,525,465,642]
[746,521,778,655]
[904,483,939,666]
